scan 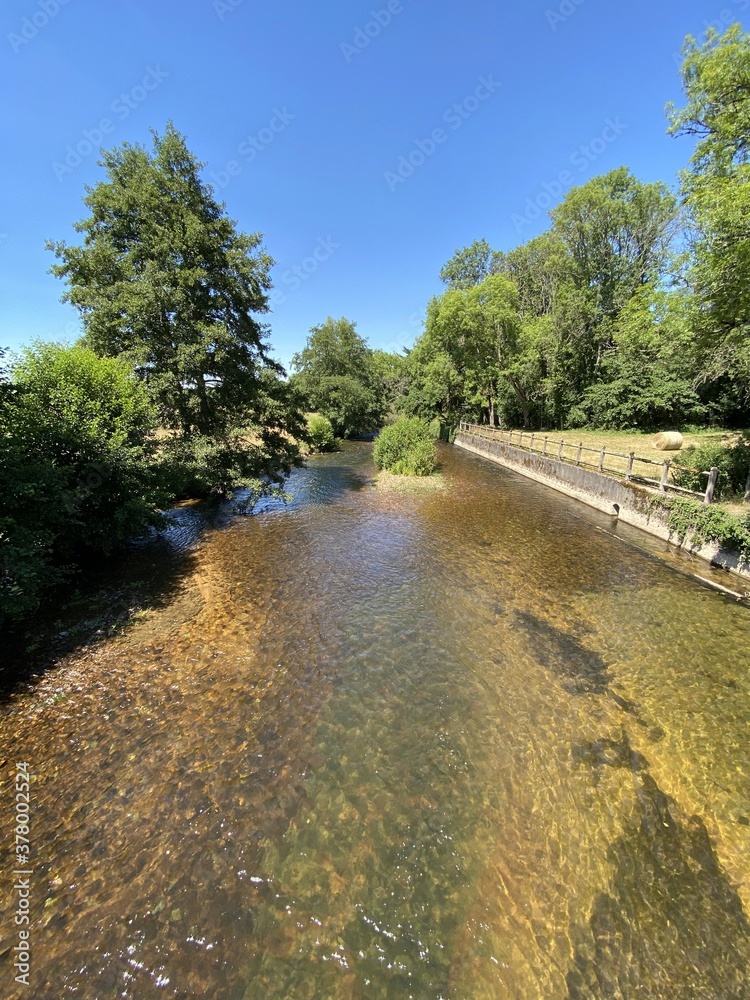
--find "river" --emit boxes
[1,442,748,999]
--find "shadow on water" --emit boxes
[567,737,750,999]
[514,609,612,695]
[0,538,199,700]
[0,449,371,698]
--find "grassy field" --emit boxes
[518,426,741,459]
[465,425,749,506]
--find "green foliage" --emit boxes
[428,417,443,439]
[672,439,750,500]
[306,414,336,452]
[371,349,409,420]
[306,374,377,438]
[439,239,501,289]
[662,496,750,560]
[578,290,705,429]
[47,124,305,491]
[668,25,750,391]
[373,417,437,476]
[291,318,380,436]
[551,168,677,322]
[291,316,372,381]
[0,343,166,620]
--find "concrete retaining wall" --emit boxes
[454,430,750,581]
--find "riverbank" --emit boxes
[454,428,750,584]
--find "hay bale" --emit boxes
[653,431,683,451]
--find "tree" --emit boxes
[291,317,379,435]
[371,349,409,419]
[291,316,373,381]
[668,25,750,392]
[0,343,164,620]
[48,124,304,495]
[410,275,529,426]
[578,289,705,429]
[439,238,501,289]
[551,168,677,323]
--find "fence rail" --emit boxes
[458,423,719,504]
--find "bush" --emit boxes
[306,414,336,452]
[373,417,437,476]
[672,440,750,500]
[663,497,750,560]
[1,343,167,620]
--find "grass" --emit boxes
[486,426,747,483]
[374,470,447,494]
[465,424,749,513]
[534,427,742,459]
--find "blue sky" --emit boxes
[1,0,744,371]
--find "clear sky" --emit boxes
[1,0,744,371]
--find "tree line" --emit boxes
[297,27,750,438]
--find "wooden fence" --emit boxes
[458,423,720,505]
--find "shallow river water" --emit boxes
[1,442,749,999]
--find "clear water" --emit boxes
[1,442,748,999]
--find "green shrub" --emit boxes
[306,414,336,452]
[373,417,437,476]
[1,343,167,620]
[662,497,750,560]
[672,441,750,500]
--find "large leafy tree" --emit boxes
[439,239,501,290]
[551,168,677,324]
[48,124,304,495]
[668,24,750,392]
[414,275,527,426]
[290,317,380,436]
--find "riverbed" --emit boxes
[1,442,748,999]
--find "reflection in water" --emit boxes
[0,442,749,999]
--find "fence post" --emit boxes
[598,448,605,473]
[543,436,548,457]
[530,433,535,452]
[745,470,750,503]
[558,440,564,461]
[519,432,524,449]
[626,452,634,482]
[508,429,513,446]
[659,460,671,492]
[576,442,582,466]
[705,467,719,505]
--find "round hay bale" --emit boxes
[653,431,683,451]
